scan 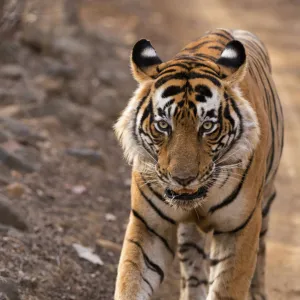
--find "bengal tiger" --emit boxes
[114,28,284,300]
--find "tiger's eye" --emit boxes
[202,121,214,131]
[157,120,170,131]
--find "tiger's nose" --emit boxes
[172,175,197,186]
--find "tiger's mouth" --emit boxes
[164,186,208,201]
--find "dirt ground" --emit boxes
[0,1,299,300]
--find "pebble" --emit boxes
[65,148,103,164]
[0,117,45,143]
[0,89,17,105]
[6,183,26,198]
[45,63,76,80]
[34,74,64,93]
[68,81,90,105]
[0,105,21,118]
[0,147,36,173]
[0,195,27,231]
[38,116,62,132]
[71,185,87,195]
[96,239,121,252]
[0,65,25,80]
[105,213,117,222]
[0,278,21,300]
[53,37,91,56]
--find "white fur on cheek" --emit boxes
[114,84,155,168]
[222,86,260,168]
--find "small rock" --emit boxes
[68,82,90,105]
[124,178,131,187]
[6,183,26,198]
[0,89,17,105]
[96,239,121,252]
[34,74,64,93]
[10,171,22,180]
[38,116,62,132]
[20,275,38,289]
[0,195,27,230]
[65,148,102,164]
[0,105,21,118]
[20,26,53,53]
[0,147,37,173]
[71,185,87,195]
[0,65,25,80]
[0,130,10,143]
[0,278,21,300]
[45,62,76,80]
[72,243,104,265]
[0,117,45,144]
[0,174,10,185]
[91,88,120,118]
[89,112,107,127]
[105,213,117,222]
[53,37,91,56]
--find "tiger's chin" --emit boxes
[163,186,208,210]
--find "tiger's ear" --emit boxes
[131,39,163,83]
[216,40,247,85]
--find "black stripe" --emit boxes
[184,40,212,51]
[208,46,223,51]
[230,97,244,140]
[157,68,177,77]
[214,205,256,235]
[178,242,207,258]
[186,276,208,288]
[142,276,154,294]
[167,63,190,69]
[195,84,213,98]
[141,175,168,203]
[210,254,232,266]
[210,32,232,40]
[259,228,268,237]
[188,72,221,87]
[155,72,188,89]
[128,239,165,283]
[125,259,154,295]
[132,209,174,256]
[133,91,150,142]
[179,257,189,262]
[209,156,253,214]
[137,184,176,224]
[193,62,220,75]
[195,53,218,62]
[262,192,276,218]
[162,85,183,98]
[163,99,175,112]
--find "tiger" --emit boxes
[114,28,284,300]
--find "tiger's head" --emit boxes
[115,39,260,209]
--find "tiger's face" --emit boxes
[115,39,260,209]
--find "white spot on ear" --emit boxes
[141,47,157,58]
[221,48,237,59]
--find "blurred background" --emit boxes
[0,0,299,299]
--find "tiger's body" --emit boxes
[114,29,284,300]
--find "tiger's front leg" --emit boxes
[207,207,261,300]
[178,223,210,300]
[114,173,178,300]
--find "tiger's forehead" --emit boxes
[152,75,222,120]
